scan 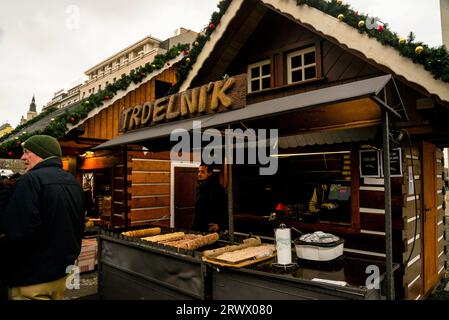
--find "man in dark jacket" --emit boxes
[0,135,85,300]
[0,176,11,214]
[192,164,228,233]
[0,176,11,300]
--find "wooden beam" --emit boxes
[79,156,118,170]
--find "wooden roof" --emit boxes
[180,0,449,105]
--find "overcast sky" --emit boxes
[0,0,444,127]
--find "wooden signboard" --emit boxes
[120,74,247,132]
[360,148,403,178]
[381,148,402,178]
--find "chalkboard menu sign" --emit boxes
[359,150,380,178]
[381,148,403,177]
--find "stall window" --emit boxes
[233,149,355,237]
[287,47,317,84]
[247,60,271,93]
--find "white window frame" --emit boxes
[247,60,271,93]
[287,47,317,84]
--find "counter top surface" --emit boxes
[232,256,394,291]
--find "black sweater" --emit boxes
[192,178,228,233]
[0,181,11,214]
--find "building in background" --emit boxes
[0,123,13,137]
[41,28,197,112]
[43,85,82,111]
[20,96,38,125]
[442,0,449,48]
[79,28,197,100]
[159,27,198,51]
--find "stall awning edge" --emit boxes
[93,75,392,150]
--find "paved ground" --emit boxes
[428,272,449,300]
[64,270,98,300]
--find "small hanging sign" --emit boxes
[359,149,380,178]
[380,148,403,178]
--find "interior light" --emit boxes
[80,151,95,158]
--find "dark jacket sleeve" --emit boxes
[0,183,11,208]
[1,174,42,241]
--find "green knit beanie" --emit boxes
[22,135,62,159]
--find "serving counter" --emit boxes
[211,257,390,300]
[98,228,394,300]
[98,229,212,300]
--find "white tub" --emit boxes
[294,239,344,261]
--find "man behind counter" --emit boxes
[308,183,331,213]
[192,163,228,233]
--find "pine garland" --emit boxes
[0,107,58,144]
[0,0,231,158]
[0,44,190,159]
[167,0,232,95]
[295,0,449,82]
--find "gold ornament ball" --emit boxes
[358,20,365,28]
[336,0,343,5]
[337,14,345,21]
[186,57,191,63]
[398,37,407,45]
[415,46,424,54]
[194,41,200,47]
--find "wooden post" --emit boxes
[226,125,234,243]
[382,110,395,300]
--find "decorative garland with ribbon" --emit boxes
[172,0,449,96]
[294,0,449,82]
[167,0,232,95]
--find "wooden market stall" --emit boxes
[65,67,177,228]
[93,0,449,300]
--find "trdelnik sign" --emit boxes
[119,74,278,175]
[120,74,247,131]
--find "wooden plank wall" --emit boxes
[76,68,176,227]
[80,68,177,140]
[111,157,127,227]
[128,151,171,227]
[401,144,423,300]
[345,143,424,300]
[233,11,381,106]
[443,151,449,280]
[246,38,381,106]
[350,151,406,261]
[401,146,447,300]
[436,149,447,284]
[321,41,381,83]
